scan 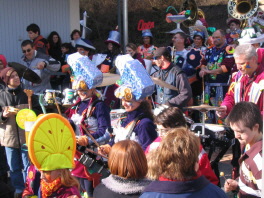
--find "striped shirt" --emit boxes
[239,140,262,198]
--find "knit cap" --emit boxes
[0,67,16,85]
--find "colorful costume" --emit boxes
[27,114,81,198]
[221,66,264,115]
[137,44,156,60]
[238,141,262,198]
[112,55,158,150]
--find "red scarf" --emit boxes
[41,177,62,198]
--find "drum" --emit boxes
[44,89,61,105]
[62,88,76,107]
[191,123,226,141]
[79,152,110,179]
[110,109,126,127]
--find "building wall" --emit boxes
[0,0,80,62]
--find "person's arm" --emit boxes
[90,102,111,139]
[135,118,158,151]
[167,72,192,108]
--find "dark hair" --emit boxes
[26,23,40,35]
[70,29,82,40]
[174,32,192,48]
[126,43,137,51]
[47,31,62,48]
[138,100,154,121]
[156,47,172,62]
[193,35,205,46]
[21,40,34,48]
[108,140,148,179]
[61,42,74,54]
[155,107,186,128]
[106,42,121,56]
[226,102,262,132]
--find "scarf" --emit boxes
[41,177,62,198]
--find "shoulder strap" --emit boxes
[125,114,146,140]
[86,99,103,118]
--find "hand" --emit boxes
[2,106,15,118]
[199,68,210,78]
[76,136,88,146]
[98,144,111,156]
[224,179,238,192]
[36,61,46,70]
[216,106,227,118]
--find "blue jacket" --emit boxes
[140,176,228,198]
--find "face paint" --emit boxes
[246,64,251,68]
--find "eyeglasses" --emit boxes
[156,127,171,137]
[22,49,32,53]
[153,56,160,60]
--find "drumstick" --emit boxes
[52,92,62,115]
[24,89,33,110]
[202,76,205,104]
[80,124,100,148]
[85,147,108,159]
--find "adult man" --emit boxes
[217,44,264,117]
[199,29,235,123]
[26,23,49,55]
[152,47,192,108]
[20,40,60,94]
[224,102,263,198]
[168,32,189,69]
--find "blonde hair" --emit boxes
[146,150,159,180]
[155,127,200,180]
[108,140,148,179]
[60,169,80,189]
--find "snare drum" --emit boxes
[110,109,126,127]
[191,123,226,141]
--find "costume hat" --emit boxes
[28,114,76,171]
[238,26,264,45]
[67,52,103,90]
[115,55,154,101]
[0,67,16,85]
[105,30,121,46]
[189,25,208,42]
[142,29,153,37]
[75,38,96,51]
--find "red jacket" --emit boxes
[222,66,264,115]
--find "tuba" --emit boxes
[180,0,198,27]
[227,0,258,20]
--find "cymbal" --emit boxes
[151,77,178,91]
[8,62,42,84]
[97,73,120,87]
[184,104,220,112]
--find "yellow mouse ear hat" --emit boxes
[28,113,76,171]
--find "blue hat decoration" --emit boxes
[67,53,103,90]
[142,29,153,37]
[105,30,121,46]
[115,55,154,101]
[75,38,96,51]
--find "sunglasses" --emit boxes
[22,49,32,53]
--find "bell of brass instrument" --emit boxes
[228,0,258,20]
[180,0,198,27]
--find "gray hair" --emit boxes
[234,44,258,60]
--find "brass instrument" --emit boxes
[228,0,258,20]
[198,8,206,19]
[180,0,198,27]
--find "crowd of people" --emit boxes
[0,8,263,198]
